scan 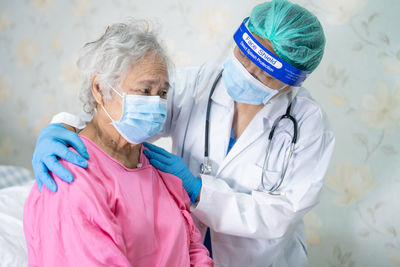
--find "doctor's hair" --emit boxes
[77,18,172,114]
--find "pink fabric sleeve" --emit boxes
[24,161,132,267]
[181,209,214,267]
[158,170,214,267]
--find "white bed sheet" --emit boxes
[0,180,34,267]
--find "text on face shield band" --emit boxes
[233,17,309,87]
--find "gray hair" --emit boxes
[77,18,171,114]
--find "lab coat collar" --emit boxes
[261,92,291,122]
[210,75,234,108]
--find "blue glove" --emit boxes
[32,123,89,192]
[142,142,202,203]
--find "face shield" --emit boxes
[233,17,309,88]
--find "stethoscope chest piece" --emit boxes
[200,156,212,175]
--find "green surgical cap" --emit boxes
[248,0,325,73]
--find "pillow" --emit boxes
[0,180,34,267]
[0,165,34,189]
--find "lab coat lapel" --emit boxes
[208,81,235,171]
[216,93,290,176]
[216,111,268,176]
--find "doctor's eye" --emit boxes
[260,72,274,81]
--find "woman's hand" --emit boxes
[143,142,202,203]
[32,123,89,192]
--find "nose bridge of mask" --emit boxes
[123,95,167,119]
[102,82,167,122]
[104,83,161,122]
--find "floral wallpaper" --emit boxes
[0,0,399,266]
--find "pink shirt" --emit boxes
[24,135,213,267]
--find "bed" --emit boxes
[0,165,35,267]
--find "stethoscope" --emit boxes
[200,70,298,195]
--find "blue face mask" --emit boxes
[101,85,167,144]
[222,54,285,105]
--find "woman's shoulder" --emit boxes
[29,136,114,205]
[156,169,191,210]
[24,151,112,225]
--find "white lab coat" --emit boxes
[159,62,335,267]
[53,62,335,267]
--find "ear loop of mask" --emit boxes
[100,82,123,123]
[101,105,115,123]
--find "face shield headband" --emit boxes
[233,17,309,87]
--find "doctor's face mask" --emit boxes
[101,84,167,144]
[223,52,287,105]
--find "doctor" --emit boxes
[31,0,335,266]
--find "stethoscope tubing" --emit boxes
[201,69,298,195]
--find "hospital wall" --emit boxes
[0,0,399,266]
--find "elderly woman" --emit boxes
[23,20,213,267]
